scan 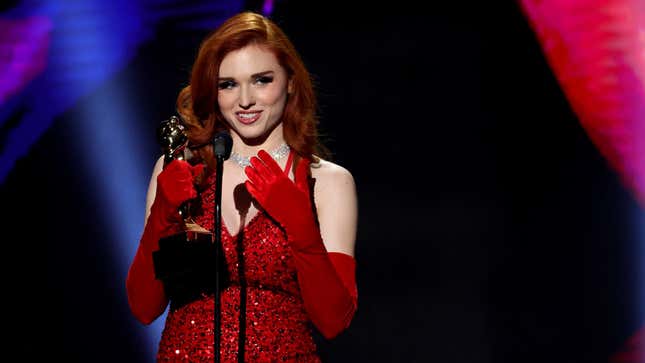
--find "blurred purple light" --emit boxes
[263,0,274,15]
[0,1,243,361]
[0,16,51,104]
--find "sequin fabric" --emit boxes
[157,172,320,362]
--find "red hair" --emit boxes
[177,11,326,161]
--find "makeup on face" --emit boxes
[216,45,290,141]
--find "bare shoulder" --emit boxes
[144,156,165,222]
[153,155,164,176]
[309,157,358,255]
[310,158,356,192]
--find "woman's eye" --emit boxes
[218,80,236,89]
[254,76,273,85]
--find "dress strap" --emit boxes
[283,149,295,175]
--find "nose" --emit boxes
[238,84,255,109]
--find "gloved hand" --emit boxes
[244,150,316,247]
[126,159,204,325]
[155,159,204,222]
[245,150,357,339]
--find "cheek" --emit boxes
[217,93,236,113]
[258,85,288,109]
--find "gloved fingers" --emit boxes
[189,163,205,178]
[249,155,275,183]
[181,182,198,200]
[161,180,196,206]
[257,149,285,176]
[244,165,266,193]
[157,159,199,207]
[163,159,193,176]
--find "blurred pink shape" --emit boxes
[611,328,645,362]
[520,1,645,362]
[520,0,645,205]
[0,16,52,104]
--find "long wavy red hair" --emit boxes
[177,11,326,161]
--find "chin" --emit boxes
[235,125,262,136]
[234,128,266,142]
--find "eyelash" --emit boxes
[255,76,273,84]
[217,76,274,90]
[218,80,235,90]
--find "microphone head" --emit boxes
[213,130,233,160]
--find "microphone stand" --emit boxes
[212,130,231,363]
[214,153,223,363]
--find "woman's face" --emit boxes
[217,44,292,142]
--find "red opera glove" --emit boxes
[126,159,204,324]
[245,150,357,339]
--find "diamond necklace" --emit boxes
[229,143,291,168]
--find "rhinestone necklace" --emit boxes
[229,143,291,168]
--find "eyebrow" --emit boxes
[218,70,274,81]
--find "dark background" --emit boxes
[2,0,641,362]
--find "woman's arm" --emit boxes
[126,156,203,324]
[312,161,359,307]
[314,161,358,257]
[244,152,358,339]
[126,156,169,324]
[144,156,164,223]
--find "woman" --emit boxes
[126,11,358,362]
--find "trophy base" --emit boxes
[185,222,212,240]
[185,222,210,233]
[152,225,230,309]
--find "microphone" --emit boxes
[212,130,232,160]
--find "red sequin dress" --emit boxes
[156,156,320,362]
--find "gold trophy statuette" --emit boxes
[157,115,210,237]
[157,115,187,164]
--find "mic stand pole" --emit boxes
[211,130,231,363]
[214,154,224,363]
